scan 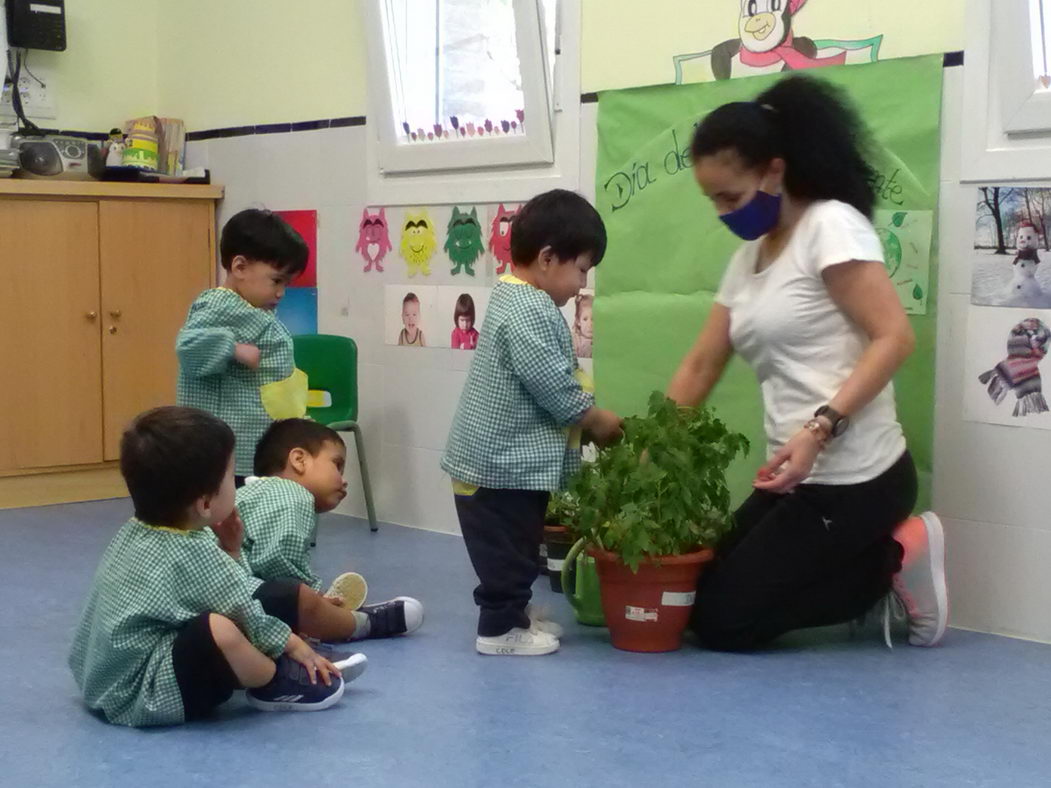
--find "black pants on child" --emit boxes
[691,451,918,651]
[454,487,550,637]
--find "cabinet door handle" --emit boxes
[108,326,118,334]
[86,311,97,320]
[109,309,122,318]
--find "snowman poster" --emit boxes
[972,187,1051,310]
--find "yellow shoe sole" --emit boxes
[326,572,368,610]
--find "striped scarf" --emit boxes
[979,318,1051,416]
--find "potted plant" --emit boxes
[543,490,578,592]
[569,392,748,652]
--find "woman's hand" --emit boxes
[753,428,824,494]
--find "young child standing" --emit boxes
[177,209,309,485]
[441,189,623,657]
[236,418,424,642]
[69,407,360,728]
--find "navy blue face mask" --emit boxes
[719,190,782,241]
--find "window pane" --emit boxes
[382,0,554,143]
[1033,0,1051,88]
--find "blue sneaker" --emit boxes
[246,656,345,712]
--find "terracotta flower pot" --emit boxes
[590,546,714,653]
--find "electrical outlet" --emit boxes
[0,72,56,120]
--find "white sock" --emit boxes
[348,610,371,641]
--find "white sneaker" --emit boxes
[892,512,949,647]
[526,604,564,638]
[476,627,560,656]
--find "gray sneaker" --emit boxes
[892,512,949,647]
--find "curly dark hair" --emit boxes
[690,75,876,218]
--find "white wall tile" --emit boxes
[943,516,1051,642]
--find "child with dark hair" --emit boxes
[235,418,424,643]
[451,293,479,350]
[176,208,310,486]
[69,407,359,727]
[442,189,623,657]
[398,292,425,347]
[669,75,946,651]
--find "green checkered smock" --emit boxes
[237,477,322,591]
[176,288,298,476]
[68,518,290,728]
[441,276,594,491]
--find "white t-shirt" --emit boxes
[715,199,906,485]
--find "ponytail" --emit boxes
[690,75,876,218]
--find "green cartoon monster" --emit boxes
[444,206,485,276]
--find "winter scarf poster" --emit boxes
[965,187,1051,430]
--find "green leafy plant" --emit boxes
[569,391,749,572]
[545,490,579,527]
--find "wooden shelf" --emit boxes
[0,179,223,200]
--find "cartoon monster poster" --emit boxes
[445,206,485,276]
[489,204,518,275]
[355,207,393,273]
[399,209,438,277]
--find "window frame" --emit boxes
[362,0,580,206]
[963,0,1051,181]
[363,0,555,175]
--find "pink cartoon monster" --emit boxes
[489,204,518,275]
[355,207,393,273]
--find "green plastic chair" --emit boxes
[293,334,378,532]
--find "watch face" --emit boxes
[817,406,848,436]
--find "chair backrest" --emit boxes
[292,334,359,424]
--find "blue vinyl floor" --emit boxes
[3,497,1051,787]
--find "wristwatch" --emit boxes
[814,405,849,438]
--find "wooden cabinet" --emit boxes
[0,181,222,492]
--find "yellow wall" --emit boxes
[15,0,159,131]
[14,0,965,131]
[156,0,368,130]
[581,0,967,92]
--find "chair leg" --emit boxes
[347,422,379,532]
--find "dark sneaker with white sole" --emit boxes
[246,656,345,712]
[360,596,424,638]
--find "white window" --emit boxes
[364,0,557,176]
[963,0,1051,180]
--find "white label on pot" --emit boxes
[625,606,659,622]
[547,558,565,572]
[661,591,696,607]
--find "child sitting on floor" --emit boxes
[69,407,361,727]
[235,418,424,642]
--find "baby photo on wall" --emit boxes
[560,289,594,360]
[437,286,491,350]
[973,187,1051,308]
[385,286,438,348]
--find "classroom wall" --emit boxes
[1,0,160,132]
[170,3,1050,642]
[155,0,368,129]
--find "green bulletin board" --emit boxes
[593,55,943,508]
